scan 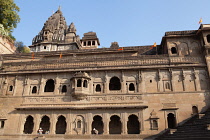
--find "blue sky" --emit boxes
[13,0,210,48]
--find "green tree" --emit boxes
[0,0,20,35]
[15,41,30,53]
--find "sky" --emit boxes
[13,0,210,48]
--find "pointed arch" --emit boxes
[127,114,140,134]
[44,79,55,92]
[109,115,122,134]
[39,115,50,134]
[92,115,104,134]
[23,115,34,134]
[109,77,121,90]
[56,115,67,134]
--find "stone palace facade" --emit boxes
[1,8,210,138]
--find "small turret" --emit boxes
[80,32,100,49]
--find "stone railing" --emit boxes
[22,94,143,105]
[2,55,204,72]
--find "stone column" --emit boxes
[141,72,146,93]
[194,72,201,91]
[66,113,72,134]
[33,114,41,134]
[103,72,108,94]
[54,74,60,95]
[122,113,128,135]
[50,114,56,134]
[157,70,162,92]
[18,114,25,134]
[86,113,92,134]
[13,76,18,96]
[2,76,8,96]
[39,75,44,95]
[121,71,126,93]
[22,75,30,96]
[103,113,109,135]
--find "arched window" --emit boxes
[0,121,5,128]
[127,115,140,134]
[32,86,37,93]
[61,85,67,93]
[77,79,82,87]
[9,85,13,91]
[109,77,121,90]
[152,120,158,129]
[83,80,88,88]
[92,41,95,45]
[96,84,101,92]
[23,116,34,134]
[88,41,91,46]
[129,83,135,91]
[84,42,86,46]
[56,115,66,134]
[207,35,210,43]
[44,79,55,92]
[77,120,81,128]
[192,106,199,115]
[171,47,177,54]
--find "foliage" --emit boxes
[15,41,30,53]
[0,24,8,36]
[0,0,20,34]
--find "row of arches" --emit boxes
[23,114,140,135]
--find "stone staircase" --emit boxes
[156,109,210,140]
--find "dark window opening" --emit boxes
[44,46,46,49]
[109,115,122,134]
[88,41,91,46]
[129,83,135,91]
[44,79,55,92]
[171,47,177,54]
[23,116,34,134]
[39,116,50,134]
[77,79,82,87]
[77,120,81,128]
[84,42,86,46]
[83,80,88,88]
[127,115,140,134]
[0,121,5,128]
[167,113,176,129]
[192,106,199,115]
[150,80,152,83]
[96,84,101,92]
[61,85,67,93]
[92,41,95,45]
[9,85,13,91]
[32,86,37,93]
[56,115,66,134]
[92,115,104,134]
[109,77,121,90]
[207,35,210,43]
[152,120,158,130]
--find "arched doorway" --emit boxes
[167,113,176,129]
[44,79,55,92]
[92,115,104,134]
[109,77,121,90]
[109,115,122,134]
[127,115,140,134]
[23,115,34,134]
[39,116,50,134]
[192,106,199,115]
[56,115,67,134]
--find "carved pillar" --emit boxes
[86,113,92,134]
[39,75,44,95]
[137,71,142,93]
[170,69,175,92]
[122,113,128,134]
[157,70,162,92]
[50,114,56,134]
[13,76,18,96]
[66,112,72,134]
[182,70,186,91]
[2,76,8,96]
[104,72,108,94]
[18,114,25,134]
[33,114,41,134]
[23,75,31,96]
[121,71,126,93]
[54,74,60,94]
[103,113,109,135]
[194,71,201,91]
[141,72,146,93]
